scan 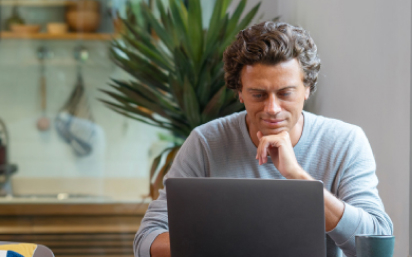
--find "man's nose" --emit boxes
[264,94,281,114]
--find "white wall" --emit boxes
[232,0,411,256]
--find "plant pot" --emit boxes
[5,5,25,31]
[66,11,100,33]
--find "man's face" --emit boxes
[239,59,310,136]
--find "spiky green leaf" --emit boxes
[183,76,200,127]
[202,86,226,123]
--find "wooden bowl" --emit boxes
[10,24,40,34]
[67,0,100,12]
[47,23,68,34]
[66,11,100,32]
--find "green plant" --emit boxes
[101,0,262,199]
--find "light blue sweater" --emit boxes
[134,110,393,257]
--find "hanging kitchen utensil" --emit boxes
[36,46,51,132]
[55,45,97,157]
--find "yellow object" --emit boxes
[0,243,37,257]
[47,23,68,34]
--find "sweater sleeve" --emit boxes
[326,126,393,257]
[133,129,207,257]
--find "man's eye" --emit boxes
[253,94,263,98]
[280,92,291,97]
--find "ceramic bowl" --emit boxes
[47,23,68,34]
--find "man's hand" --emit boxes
[256,131,345,231]
[256,130,308,180]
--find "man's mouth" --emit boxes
[262,119,284,125]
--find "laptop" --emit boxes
[166,178,326,257]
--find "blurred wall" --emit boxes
[0,39,168,179]
[231,0,411,256]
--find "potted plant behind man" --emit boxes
[101,0,268,199]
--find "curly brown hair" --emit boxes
[223,21,321,94]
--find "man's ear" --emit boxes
[238,90,244,103]
[304,86,310,100]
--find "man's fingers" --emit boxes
[257,131,263,141]
[257,137,269,165]
[258,137,263,165]
[262,139,268,164]
[257,135,284,165]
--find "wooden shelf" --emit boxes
[0,31,116,40]
[0,0,69,6]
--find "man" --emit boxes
[134,22,393,257]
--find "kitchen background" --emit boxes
[0,0,195,202]
[0,0,410,256]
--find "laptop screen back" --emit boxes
[166,178,326,257]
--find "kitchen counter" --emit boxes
[5,177,151,204]
[0,201,150,257]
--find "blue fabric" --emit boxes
[7,251,24,257]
